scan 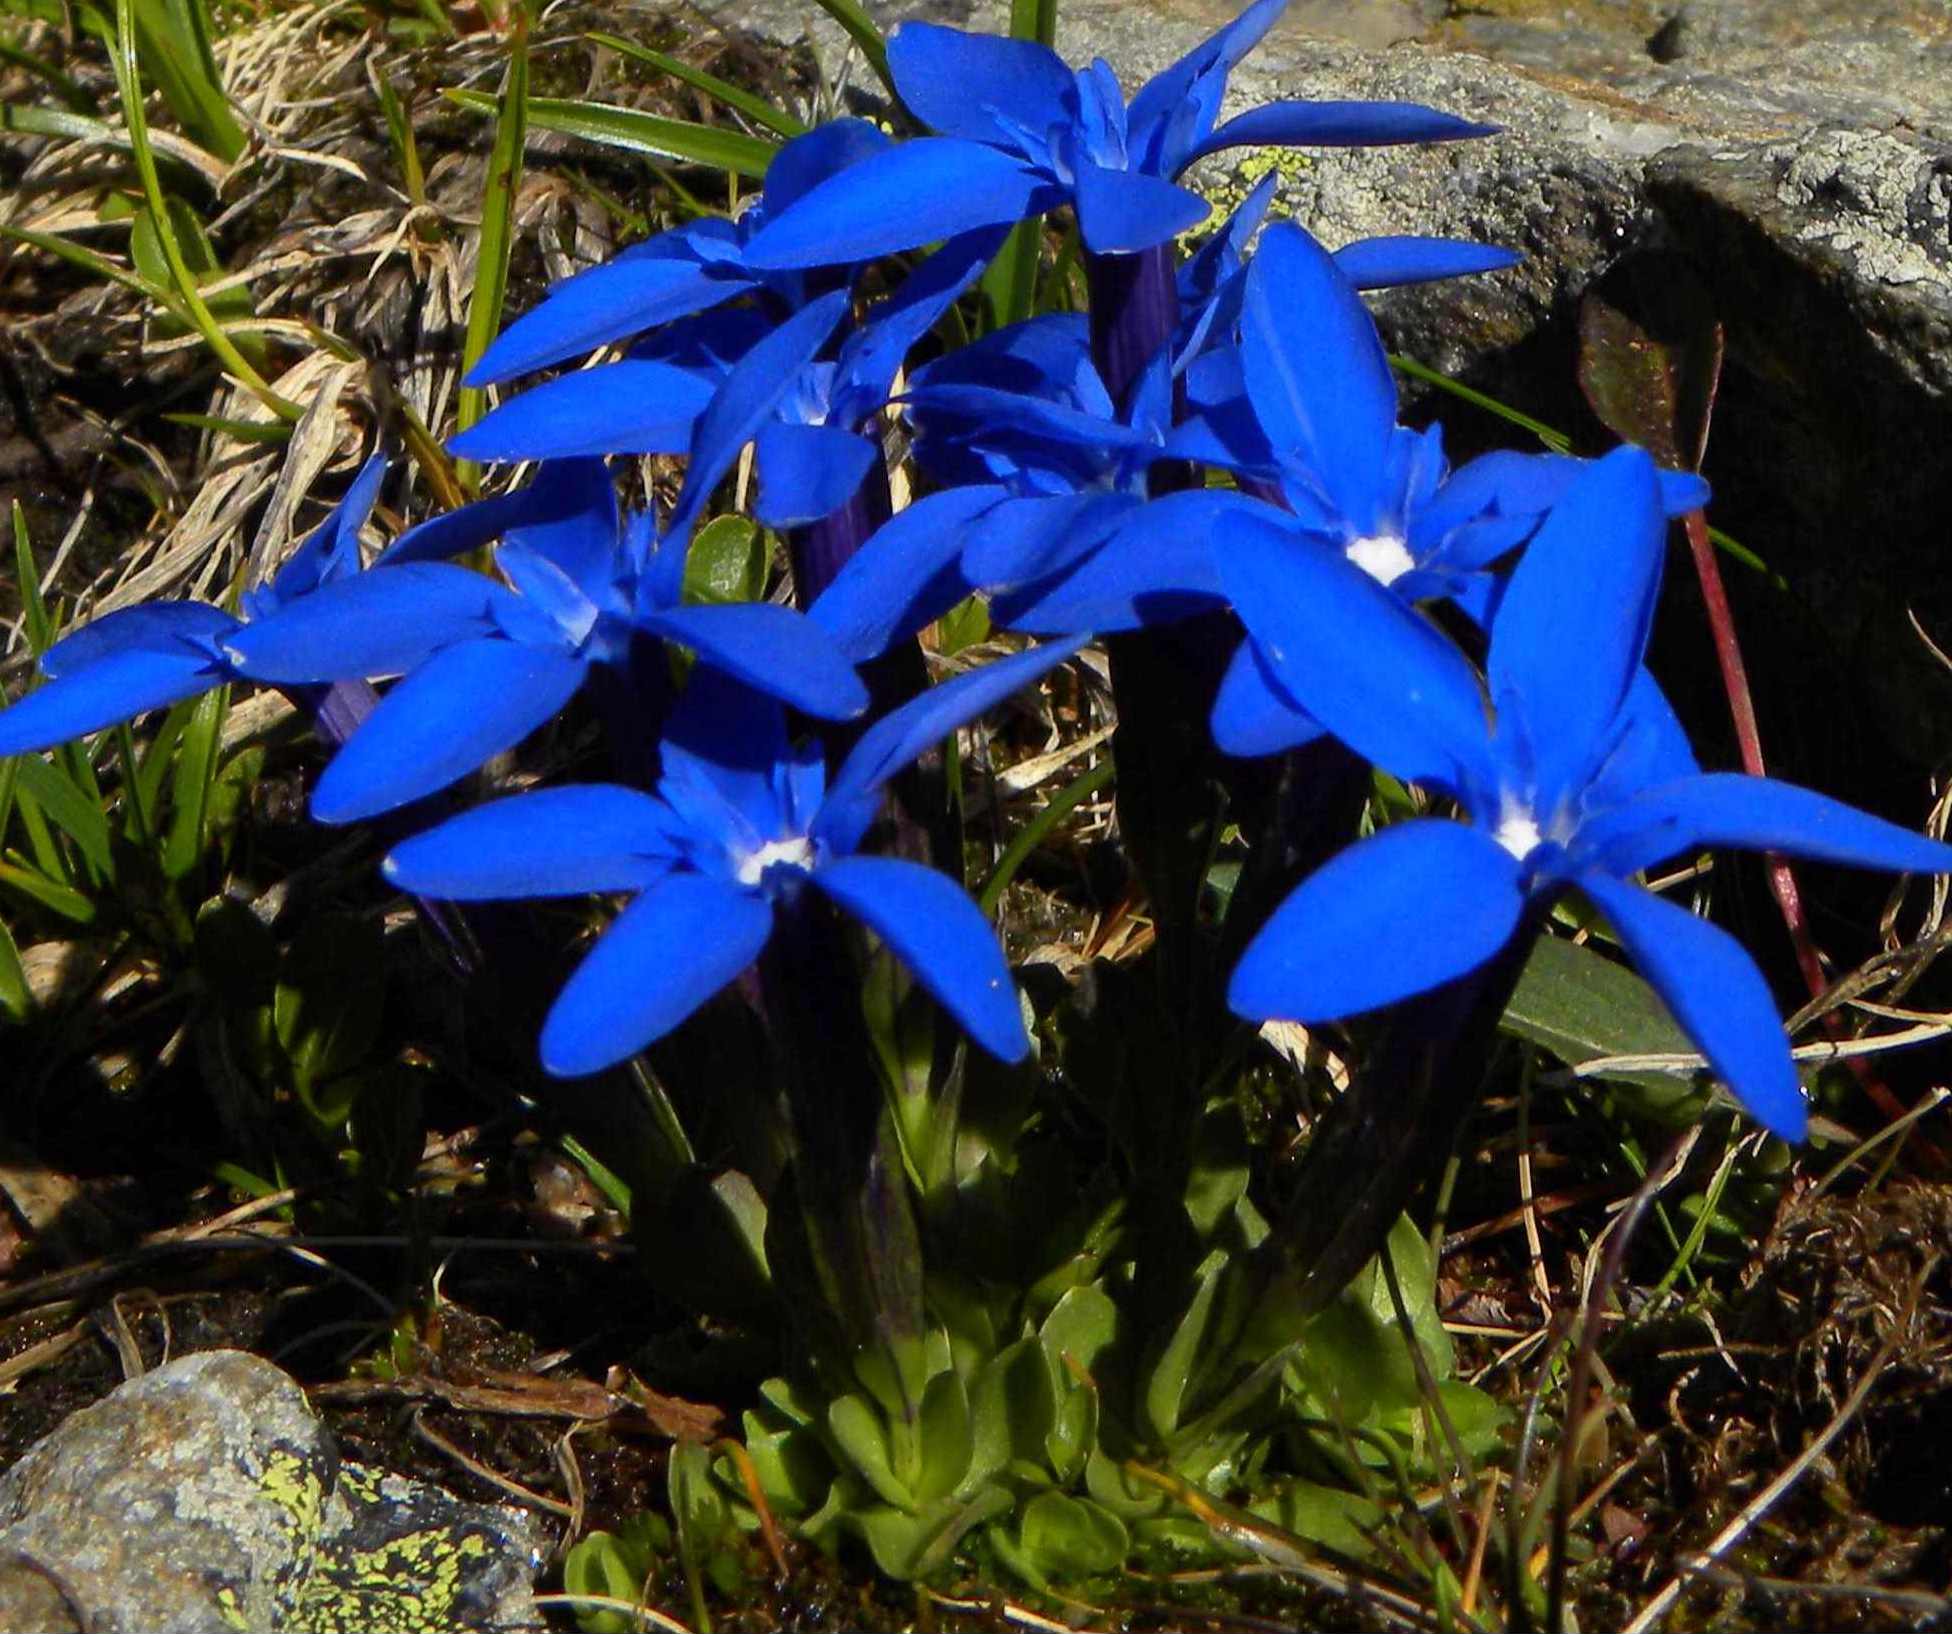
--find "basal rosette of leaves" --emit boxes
[7,0,1952,1610]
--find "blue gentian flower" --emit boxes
[1221,446,1952,1140]
[806,313,1258,660]
[451,228,1001,536]
[743,0,1494,266]
[226,435,869,824]
[0,454,385,756]
[382,641,1077,1075]
[463,119,895,387]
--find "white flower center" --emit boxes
[1493,802,1543,861]
[1345,532,1417,587]
[735,835,816,887]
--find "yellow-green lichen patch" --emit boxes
[293,1522,495,1633]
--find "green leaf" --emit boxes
[828,1391,913,1509]
[587,33,806,138]
[1009,0,1058,47]
[109,0,295,419]
[1142,1256,1221,1443]
[14,499,55,657]
[369,59,428,208]
[1018,1491,1128,1579]
[969,1336,1057,1486]
[1247,1480,1383,1561]
[562,1527,659,1634]
[0,856,96,924]
[738,1405,833,1519]
[163,681,226,881]
[1502,931,1713,1119]
[805,0,894,98]
[160,411,292,444]
[127,0,244,161]
[0,912,33,1020]
[682,514,767,605]
[912,1367,974,1504]
[454,24,529,470]
[11,754,111,882]
[445,88,777,179]
[668,1438,731,1560]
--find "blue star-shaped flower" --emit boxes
[462,118,895,387]
[0,455,385,757]
[1221,446,1952,1140]
[224,447,868,823]
[743,0,1494,267]
[382,641,1076,1075]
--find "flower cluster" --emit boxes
[5,0,1947,1143]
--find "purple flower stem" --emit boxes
[1249,903,1551,1320]
[756,887,927,1411]
[1084,243,1180,408]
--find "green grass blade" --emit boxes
[0,34,99,112]
[454,18,530,483]
[0,856,99,924]
[11,784,72,887]
[110,0,297,420]
[163,683,226,881]
[0,222,183,311]
[978,756,1113,915]
[134,695,195,820]
[447,89,777,178]
[129,0,243,161]
[1009,0,1057,47]
[369,58,428,208]
[12,754,113,882]
[0,912,30,1020]
[161,410,292,444]
[586,32,806,138]
[805,0,893,99]
[15,499,56,657]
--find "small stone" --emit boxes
[0,1351,543,1633]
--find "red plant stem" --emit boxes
[1682,510,1928,1146]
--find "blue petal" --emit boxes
[993,491,1241,635]
[1210,636,1324,758]
[541,874,774,1075]
[449,361,719,461]
[962,491,1138,590]
[885,23,1073,147]
[222,563,521,682]
[1216,513,1494,796]
[1576,772,1952,882]
[809,486,1002,662]
[0,647,228,755]
[742,140,1059,270]
[1228,818,1526,1021]
[1332,235,1520,290]
[380,458,616,571]
[1241,224,1398,527]
[502,459,624,607]
[1188,99,1498,168]
[658,666,793,844]
[1488,445,1665,811]
[40,602,240,678]
[753,421,878,530]
[813,855,1028,1062]
[762,117,896,214]
[1577,870,1805,1140]
[829,227,1004,428]
[310,638,589,823]
[1580,667,1700,811]
[382,785,683,898]
[1072,160,1210,254]
[641,601,868,721]
[1657,468,1711,514]
[465,256,747,386]
[817,638,1081,855]
[262,452,387,608]
[903,382,1151,458]
[658,290,853,585]
[1127,0,1285,176]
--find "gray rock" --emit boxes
[0,1350,543,1633]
